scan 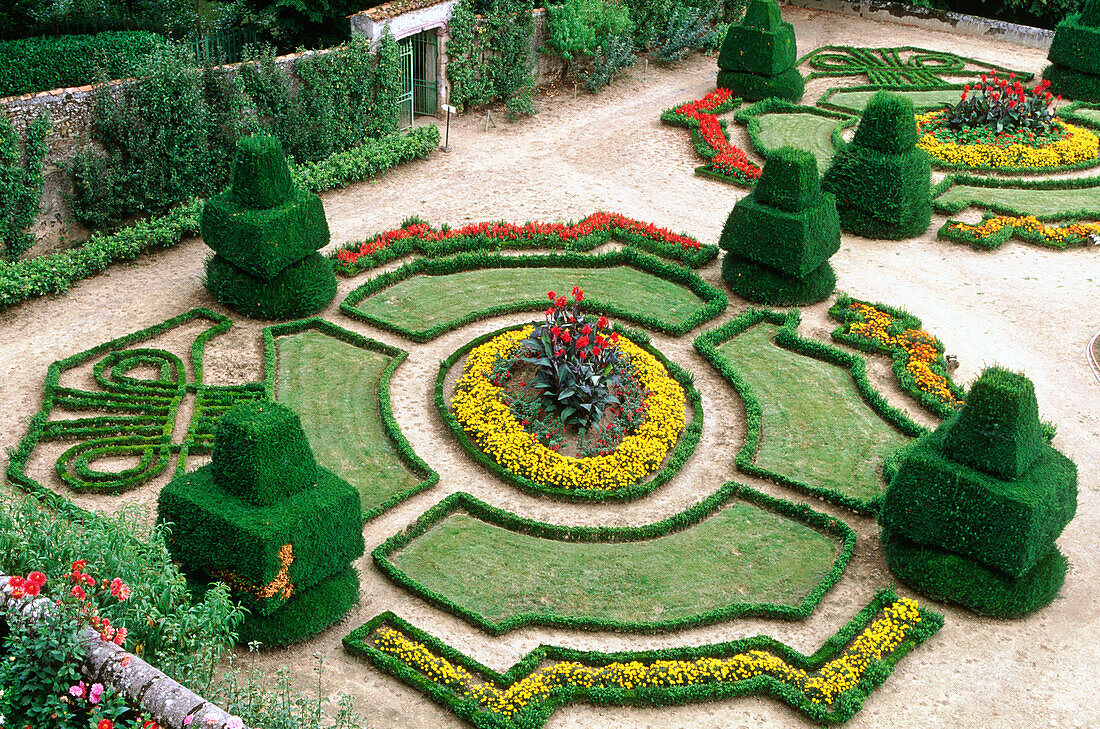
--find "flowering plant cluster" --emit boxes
[333,212,703,271]
[916,110,1099,170]
[946,73,1057,134]
[946,214,1100,247]
[369,597,926,724]
[517,287,623,427]
[452,327,686,491]
[843,302,963,410]
[662,87,763,185]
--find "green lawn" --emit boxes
[935,180,1100,219]
[715,323,909,504]
[751,112,843,172]
[391,502,840,629]
[273,329,422,519]
[353,266,705,334]
[822,88,962,114]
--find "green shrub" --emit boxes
[715,0,802,101]
[0,109,48,261]
[548,0,633,61]
[721,252,836,305]
[204,253,338,320]
[880,423,1077,579]
[446,0,536,118]
[582,34,638,92]
[233,566,360,647]
[883,530,1068,618]
[716,67,804,102]
[655,2,715,64]
[1043,63,1100,102]
[821,91,932,239]
[0,32,168,98]
[1047,1,1100,76]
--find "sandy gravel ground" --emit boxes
[1,7,1098,729]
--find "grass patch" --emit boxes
[932,176,1100,219]
[353,266,706,336]
[273,328,423,520]
[714,322,910,506]
[748,113,844,172]
[818,87,963,115]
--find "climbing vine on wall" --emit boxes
[447,0,536,119]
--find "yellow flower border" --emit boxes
[370,597,925,717]
[948,214,1100,245]
[451,326,687,491]
[915,111,1099,170]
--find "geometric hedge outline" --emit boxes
[799,45,1032,86]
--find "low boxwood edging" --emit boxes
[0,127,439,311]
[342,588,944,728]
[436,323,703,502]
[373,482,856,633]
[732,97,856,165]
[694,308,927,515]
[937,213,1100,250]
[930,172,1100,220]
[341,248,728,343]
[261,317,439,521]
[331,211,719,276]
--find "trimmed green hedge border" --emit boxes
[1059,100,1100,129]
[340,248,729,343]
[694,307,926,515]
[6,308,264,517]
[797,45,1032,84]
[435,323,703,502]
[332,213,719,277]
[930,172,1100,220]
[828,294,964,421]
[0,127,439,311]
[373,482,856,634]
[733,97,856,161]
[342,587,944,728]
[815,84,965,115]
[261,317,439,522]
[936,213,1095,250]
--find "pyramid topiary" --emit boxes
[1043,0,1100,101]
[158,401,364,646]
[879,367,1077,617]
[201,134,337,319]
[719,147,840,305]
[716,0,804,102]
[821,91,932,240]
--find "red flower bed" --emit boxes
[662,87,761,185]
[333,212,703,271]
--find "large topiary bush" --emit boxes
[158,401,364,646]
[719,147,839,304]
[202,134,336,319]
[1043,0,1100,101]
[716,0,804,102]
[879,367,1077,617]
[821,91,932,240]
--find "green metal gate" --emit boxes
[397,39,414,129]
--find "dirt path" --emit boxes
[1,7,1098,729]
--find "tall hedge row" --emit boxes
[0,32,168,98]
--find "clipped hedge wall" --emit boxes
[436,323,705,502]
[694,308,926,514]
[0,32,167,98]
[373,483,856,633]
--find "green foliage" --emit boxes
[0,32,168,97]
[446,0,536,119]
[0,607,85,728]
[1048,5,1100,77]
[0,109,48,261]
[240,0,363,51]
[883,530,1068,618]
[1043,62,1100,102]
[68,43,243,229]
[582,34,638,93]
[205,252,338,320]
[233,566,359,647]
[548,0,632,60]
[717,0,796,75]
[717,67,805,102]
[655,2,715,64]
[231,134,295,209]
[289,124,440,193]
[719,147,839,304]
[821,91,932,239]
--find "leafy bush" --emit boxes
[655,2,715,64]
[946,74,1057,133]
[0,32,168,98]
[582,34,638,92]
[68,43,243,229]
[548,0,633,61]
[446,0,536,119]
[0,109,48,261]
[0,0,196,41]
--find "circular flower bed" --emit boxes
[451,326,687,492]
[915,111,1099,170]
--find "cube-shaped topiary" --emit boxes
[880,425,1077,579]
[721,253,837,306]
[940,367,1047,479]
[822,91,932,239]
[230,134,295,210]
[1047,1,1100,77]
[204,252,338,320]
[717,0,798,76]
[882,529,1068,618]
[202,189,329,281]
[717,66,805,105]
[1042,63,1100,102]
[210,401,317,506]
[158,464,364,615]
[754,145,828,213]
[234,566,360,647]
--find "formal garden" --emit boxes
[0,0,1097,727]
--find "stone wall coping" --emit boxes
[0,574,249,729]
